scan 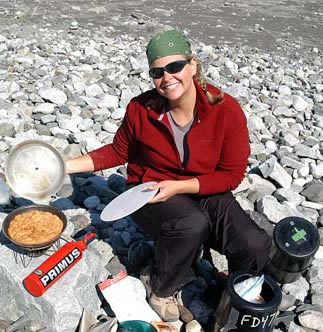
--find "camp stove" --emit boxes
[11,237,66,269]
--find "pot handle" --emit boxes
[151,321,176,332]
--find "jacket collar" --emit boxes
[194,80,214,122]
[147,80,215,122]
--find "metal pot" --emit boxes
[5,139,66,201]
[2,204,67,250]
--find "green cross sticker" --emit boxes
[292,227,307,242]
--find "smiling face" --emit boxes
[150,55,197,105]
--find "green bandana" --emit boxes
[146,29,192,66]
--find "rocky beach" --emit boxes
[0,0,323,331]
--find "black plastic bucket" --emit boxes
[266,217,320,284]
[213,272,282,332]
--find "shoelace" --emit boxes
[173,290,181,305]
[164,295,177,305]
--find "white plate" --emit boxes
[100,181,158,221]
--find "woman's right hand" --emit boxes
[148,178,200,203]
[65,154,95,174]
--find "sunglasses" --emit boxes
[149,59,191,79]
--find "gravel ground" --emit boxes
[0,1,323,331]
[0,0,322,52]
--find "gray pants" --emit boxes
[132,192,271,297]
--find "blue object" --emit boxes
[117,320,157,332]
[0,179,10,205]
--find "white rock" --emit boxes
[103,121,119,133]
[84,47,100,57]
[120,89,135,108]
[0,243,109,332]
[0,44,6,54]
[278,85,292,95]
[224,59,238,72]
[111,108,126,120]
[81,96,99,107]
[248,115,266,132]
[50,127,71,137]
[79,64,94,72]
[0,141,9,152]
[315,246,323,260]
[292,95,310,112]
[39,88,67,105]
[185,320,204,332]
[78,118,94,131]
[232,177,251,194]
[33,103,55,114]
[282,277,309,302]
[83,137,102,151]
[62,221,75,237]
[90,240,114,266]
[310,162,323,178]
[247,174,276,193]
[98,94,119,108]
[298,310,323,331]
[259,155,292,189]
[250,142,266,155]
[297,166,310,177]
[85,84,103,97]
[274,188,305,205]
[293,178,307,187]
[72,79,86,93]
[287,322,306,332]
[129,56,144,70]
[283,133,300,147]
[41,114,56,124]
[207,67,220,82]
[235,196,254,211]
[265,140,277,152]
[257,196,304,223]
[301,201,323,210]
[58,116,82,133]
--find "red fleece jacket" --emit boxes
[88,81,250,195]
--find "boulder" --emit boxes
[0,242,109,332]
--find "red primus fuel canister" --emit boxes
[23,232,96,297]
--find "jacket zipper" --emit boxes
[151,118,185,173]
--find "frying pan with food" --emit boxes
[2,204,67,250]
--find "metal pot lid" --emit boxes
[5,140,66,201]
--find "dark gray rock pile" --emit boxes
[0,23,323,332]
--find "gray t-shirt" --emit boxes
[167,111,194,165]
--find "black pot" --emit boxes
[2,204,67,250]
[213,272,282,332]
[266,217,320,284]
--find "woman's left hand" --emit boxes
[146,178,200,203]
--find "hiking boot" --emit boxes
[174,291,194,323]
[140,265,153,299]
[178,304,194,323]
[140,266,180,322]
[149,293,180,322]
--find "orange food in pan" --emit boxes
[8,210,63,245]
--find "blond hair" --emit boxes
[190,56,224,105]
